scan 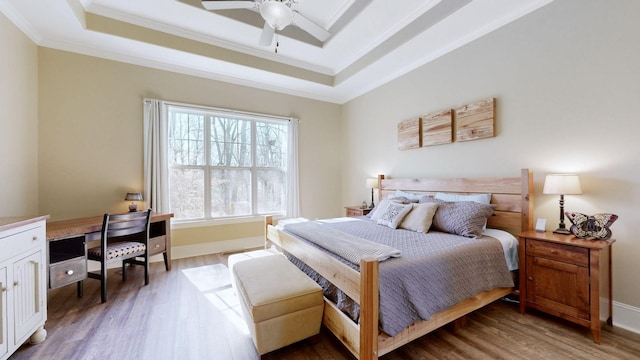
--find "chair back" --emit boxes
[101,210,151,243]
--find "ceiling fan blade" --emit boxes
[202,1,258,11]
[259,22,275,46]
[291,11,330,42]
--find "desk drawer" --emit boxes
[0,223,45,260]
[526,239,589,267]
[50,256,87,289]
[149,235,166,255]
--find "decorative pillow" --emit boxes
[394,190,422,202]
[565,212,618,240]
[369,197,413,219]
[420,198,496,238]
[369,199,391,220]
[377,202,413,229]
[434,192,492,230]
[399,202,439,233]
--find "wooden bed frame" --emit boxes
[264,169,533,359]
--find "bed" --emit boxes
[264,169,533,360]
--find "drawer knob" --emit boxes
[528,277,533,281]
[1,286,6,292]
[155,244,160,248]
[66,270,74,275]
[32,235,38,241]
[13,281,19,287]
[550,250,558,254]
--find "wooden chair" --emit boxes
[87,209,152,303]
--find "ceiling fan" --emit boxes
[202,0,331,47]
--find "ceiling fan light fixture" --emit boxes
[260,1,294,31]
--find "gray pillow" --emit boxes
[420,198,495,238]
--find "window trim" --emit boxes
[165,102,291,223]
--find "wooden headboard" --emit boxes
[377,168,533,235]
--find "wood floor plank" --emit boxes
[9,253,640,359]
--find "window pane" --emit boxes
[211,169,251,217]
[168,111,205,166]
[169,168,204,218]
[256,122,288,168]
[210,117,251,167]
[257,169,285,213]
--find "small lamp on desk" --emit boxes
[366,178,378,209]
[124,192,143,212]
[543,174,582,234]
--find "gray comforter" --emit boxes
[280,217,514,337]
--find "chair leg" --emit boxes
[122,260,127,282]
[144,252,149,286]
[101,261,107,303]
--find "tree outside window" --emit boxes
[167,106,287,221]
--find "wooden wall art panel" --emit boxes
[421,109,453,146]
[456,98,495,142]
[397,118,421,150]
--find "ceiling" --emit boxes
[1,0,553,104]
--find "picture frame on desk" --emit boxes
[535,218,546,232]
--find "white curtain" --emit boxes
[143,99,170,213]
[287,119,300,218]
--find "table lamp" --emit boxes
[543,174,582,234]
[124,192,143,212]
[366,178,378,209]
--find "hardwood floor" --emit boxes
[10,253,640,360]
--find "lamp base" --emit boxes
[128,203,138,212]
[552,227,571,235]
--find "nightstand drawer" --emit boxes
[50,256,87,289]
[345,206,372,217]
[526,239,588,267]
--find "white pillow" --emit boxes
[369,199,392,220]
[395,189,422,202]
[377,202,413,229]
[435,192,491,204]
[399,202,439,233]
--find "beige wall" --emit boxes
[0,12,39,217]
[37,48,342,245]
[342,0,640,308]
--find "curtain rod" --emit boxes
[143,98,296,123]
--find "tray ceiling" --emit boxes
[1,0,553,103]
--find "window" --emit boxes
[166,105,289,221]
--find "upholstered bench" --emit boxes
[227,249,279,294]
[229,250,324,357]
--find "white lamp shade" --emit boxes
[366,178,378,189]
[543,174,582,195]
[260,1,294,30]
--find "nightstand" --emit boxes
[518,230,614,343]
[345,206,372,217]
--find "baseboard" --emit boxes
[612,301,640,334]
[171,236,265,260]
